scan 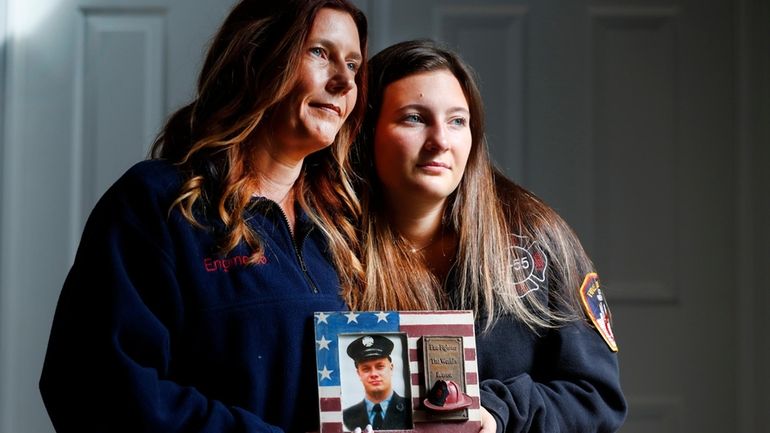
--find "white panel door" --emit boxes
[0,0,237,432]
[357,0,750,432]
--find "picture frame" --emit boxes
[314,311,480,433]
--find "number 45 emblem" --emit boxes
[509,234,548,296]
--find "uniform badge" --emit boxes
[579,273,618,352]
[510,234,548,296]
[362,336,374,347]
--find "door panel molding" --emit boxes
[588,6,681,304]
[434,4,528,181]
[72,7,166,252]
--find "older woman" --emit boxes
[349,39,627,432]
[39,1,367,432]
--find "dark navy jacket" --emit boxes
[40,160,347,433]
[475,315,627,432]
[449,277,627,432]
[342,391,411,431]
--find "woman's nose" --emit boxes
[327,62,355,95]
[424,125,450,152]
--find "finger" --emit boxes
[365,425,374,433]
[353,428,361,433]
[479,406,497,432]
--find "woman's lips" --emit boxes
[417,161,450,169]
[309,102,341,116]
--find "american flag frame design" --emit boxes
[314,311,481,433]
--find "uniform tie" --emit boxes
[372,403,384,429]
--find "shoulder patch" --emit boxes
[579,273,618,352]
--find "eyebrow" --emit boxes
[447,107,471,115]
[397,104,470,115]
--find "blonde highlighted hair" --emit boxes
[150,0,368,293]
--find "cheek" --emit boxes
[372,137,393,178]
[344,87,358,118]
[278,89,304,120]
[293,69,321,102]
[374,132,411,171]
[456,136,473,170]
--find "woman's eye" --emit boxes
[450,117,468,127]
[404,114,422,123]
[309,47,325,57]
[346,62,358,72]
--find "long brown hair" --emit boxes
[350,39,591,330]
[150,0,368,292]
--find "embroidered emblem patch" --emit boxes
[510,234,548,296]
[579,273,618,352]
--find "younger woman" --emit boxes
[349,39,627,432]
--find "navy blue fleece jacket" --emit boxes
[446,237,626,431]
[474,314,627,432]
[40,160,346,433]
[453,272,627,431]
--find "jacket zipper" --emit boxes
[276,206,320,294]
